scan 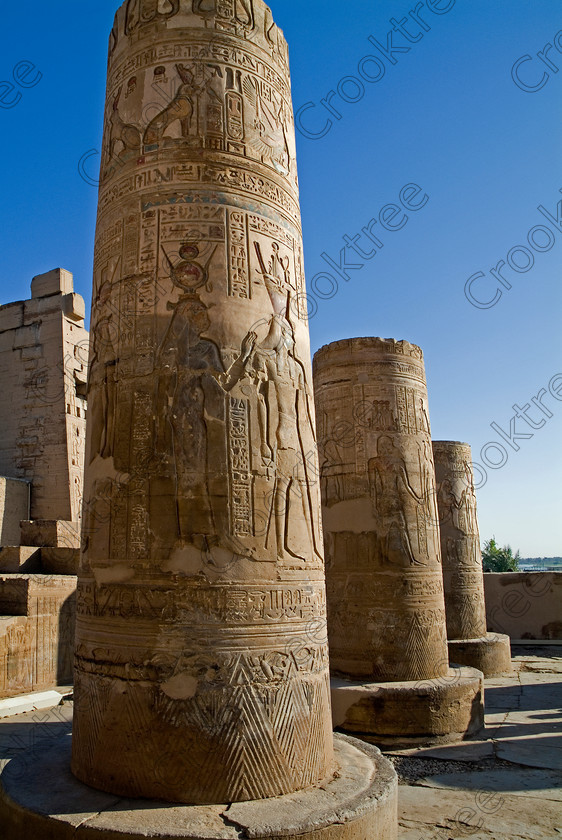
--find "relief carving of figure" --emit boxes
[319,435,345,507]
[247,278,322,564]
[88,278,118,462]
[368,435,426,567]
[437,478,464,531]
[242,76,291,175]
[156,288,255,552]
[103,86,142,175]
[144,63,222,146]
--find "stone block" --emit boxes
[62,293,86,323]
[0,547,41,573]
[448,632,513,676]
[0,303,24,334]
[41,547,80,575]
[331,667,485,748]
[0,478,30,546]
[0,689,65,719]
[31,269,74,299]
[20,520,80,549]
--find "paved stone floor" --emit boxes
[0,646,560,839]
[387,646,562,839]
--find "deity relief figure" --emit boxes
[247,279,322,564]
[144,62,223,146]
[368,435,426,567]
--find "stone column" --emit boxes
[67,2,397,832]
[433,441,512,676]
[314,338,483,747]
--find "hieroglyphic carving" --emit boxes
[314,338,449,682]
[227,209,250,298]
[125,0,181,35]
[74,0,331,806]
[228,398,253,536]
[76,581,326,624]
[433,442,487,640]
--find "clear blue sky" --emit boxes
[0,0,560,555]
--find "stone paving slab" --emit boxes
[495,735,562,770]
[0,690,65,719]
[398,785,562,840]
[416,767,562,800]
[385,740,494,762]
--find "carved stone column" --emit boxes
[314,338,484,747]
[433,441,512,676]
[65,2,397,831]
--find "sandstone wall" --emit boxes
[0,574,76,698]
[0,478,29,546]
[485,572,562,640]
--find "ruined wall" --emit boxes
[0,269,89,523]
[485,572,562,640]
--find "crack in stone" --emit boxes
[220,806,248,838]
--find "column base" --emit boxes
[0,731,398,840]
[331,666,484,749]
[448,633,513,676]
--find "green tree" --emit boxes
[482,537,521,572]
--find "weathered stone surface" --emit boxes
[0,732,398,840]
[0,575,76,699]
[418,766,562,801]
[31,268,74,299]
[485,572,562,640]
[40,547,80,575]
[432,442,486,639]
[433,440,511,677]
[313,338,448,683]
[20,519,81,549]
[432,442,513,676]
[0,478,29,546]
[0,271,88,522]
[449,633,512,676]
[0,547,41,573]
[331,667,484,748]
[72,0,336,808]
[313,339,484,747]
[398,784,562,840]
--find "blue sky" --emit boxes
[0,0,560,555]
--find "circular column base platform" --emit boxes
[449,633,513,677]
[0,732,398,840]
[331,666,484,749]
